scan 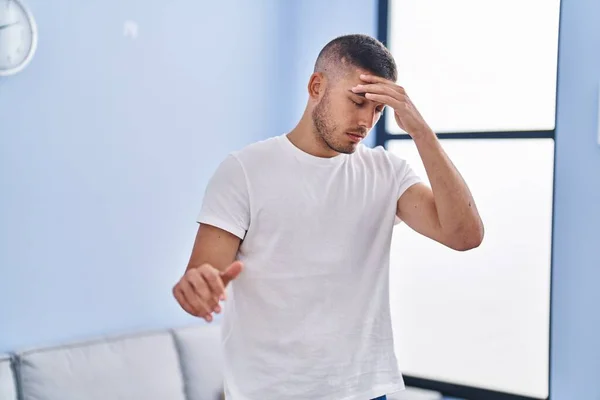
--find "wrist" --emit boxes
[410,127,437,143]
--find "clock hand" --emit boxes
[0,22,18,31]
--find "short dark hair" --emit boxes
[314,34,397,82]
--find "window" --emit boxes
[377,0,561,141]
[378,0,561,399]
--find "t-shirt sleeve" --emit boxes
[196,154,250,240]
[388,151,423,200]
[387,150,423,225]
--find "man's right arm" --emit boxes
[172,223,243,321]
[186,223,241,274]
[173,153,251,322]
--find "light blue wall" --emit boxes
[0,0,292,352]
[550,0,600,398]
[0,0,377,352]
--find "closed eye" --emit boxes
[350,98,364,107]
[350,97,384,113]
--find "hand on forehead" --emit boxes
[344,70,388,107]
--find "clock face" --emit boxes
[0,0,37,75]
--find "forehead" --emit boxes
[337,67,370,86]
[331,68,385,106]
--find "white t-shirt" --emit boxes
[197,134,422,400]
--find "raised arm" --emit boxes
[396,141,484,251]
[353,73,484,251]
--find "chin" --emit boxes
[322,134,359,155]
[336,144,358,154]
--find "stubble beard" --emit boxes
[311,91,356,155]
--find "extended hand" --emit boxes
[172,261,243,322]
[352,74,433,139]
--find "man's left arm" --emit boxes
[354,74,484,251]
[396,133,484,251]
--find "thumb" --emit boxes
[220,261,243,286]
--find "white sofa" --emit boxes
[0,323,442,400]
[0,324,224,400]
[1,354,17,400]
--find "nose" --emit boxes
[357,107,380,131]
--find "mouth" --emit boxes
[346,132,363,143]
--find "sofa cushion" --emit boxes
[16,330,187,400]
[172,323,224,400]
[0,355,17,400]
[388,387,443,400]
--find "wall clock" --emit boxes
[0,0,37,76]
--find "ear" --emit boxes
[307,72,326,100]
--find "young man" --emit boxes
[173,34,484,400]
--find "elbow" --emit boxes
[447,221,485,252]
[451,235,483,252]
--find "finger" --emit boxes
[220,261,243,288]
[352,83,403,98]
[187,269,218,309]
[364,93,406,111]
[188,269,210,298]
[200,267,226,309]
[358,73,406,94]
[187,271,219,319]
[183,279,213,319]
[178,280,213,319]
[359,73,396,85]
[177,288,217,319]
[173,285,200,317]
[354,81,406,96]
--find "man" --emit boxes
[172,34,484,400]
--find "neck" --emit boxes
[286,109,339,159]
